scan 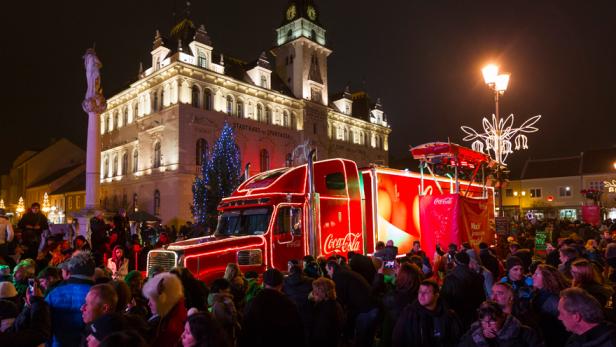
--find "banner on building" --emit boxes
[581,205,601,226]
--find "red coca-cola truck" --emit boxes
[147,154,494,283]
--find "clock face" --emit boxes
[287,5,296,20]
[307,6,316,20]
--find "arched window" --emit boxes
[154,190,161,216]
[257,104,264,122]
[160,89,165,109]
[133,102,139,119]
[291,112,297,130]
[122,152,128,175]
[132,150,139,173]
[236,100,244,118]
[122,107,128,126]
[196,138,208,166]
[153,141,162,168]
[282,111,290,127]
[102,115,107,134]
[192,86,200,108]
[108,114,113,132]
[260,149,270,172]
[113,155,119,176]
[226,96,234,115]
[343,128,348,142]
[153,92,159,112]
[103,156,109,178]
[132,193,138,212]
[265,107,272,124]
[260,75,267,88]
[204,89,212,110]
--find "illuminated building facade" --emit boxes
[100,1,391,224]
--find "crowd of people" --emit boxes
[0,202,616,346]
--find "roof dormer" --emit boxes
[151,30,171,72]
[247,52,272,89]
[333,86,353,115]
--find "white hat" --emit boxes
[0,282,18,299]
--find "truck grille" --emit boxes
[147,250,178,276]
[237,249,262,266]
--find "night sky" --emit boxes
[2,1,615,176]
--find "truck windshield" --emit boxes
[215,207,272,236]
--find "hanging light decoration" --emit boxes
[0,199,5,209]
[42,192,51,213]
[16,197,25,215]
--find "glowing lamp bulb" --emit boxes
[482,64,499,85]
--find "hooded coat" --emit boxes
[392,298,463,347]
[458,314,544,347]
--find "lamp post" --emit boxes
[461,64,540,218]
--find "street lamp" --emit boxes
[461,64,541,217]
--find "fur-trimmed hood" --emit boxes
[142,272,184,318]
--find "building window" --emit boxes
[153,141,162,168]
[108,114,113,132]
[559,186,572,197]
[134,102,139,119]
[101,114,107,133]
[113,155,119,176]
[159,89,165,109]
[154,190,161,216]
[282,111,290,127]
[505,189,513,197]
[68,197,73,210]
[198,52,207,68]
[226,96,234,115]
[260,75,267,88]
[196,138,209,166]
[266,107,272,124]
[76,196,81,209]
[153,92,159,112]
[291,113,297,130]
[237,101,244,118]
[133,150,139,173]
[122,107,128,126]
[192,86,200,108]
[132,193,138,212]
[530,188,542,198]
[122,152,128,175]
[260,149,270,172]
[103,157,109,178]
[257,104,264,122]
[204,89,212,110]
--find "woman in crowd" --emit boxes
[107,245,129,281]
[531,264,570,347]
[223,263,247,312]
[180,311,231,347]
[570,258,614,307]
[307,277,345,347]
[142,272,187,347]
[171,267,209,312]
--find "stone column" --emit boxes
[74,48,107,237]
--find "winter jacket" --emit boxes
[208,292,240,343]
[531,290,570,347]
[283,271,314,335]
[480,249,501,279]
[441,265,486,330]
[148,298,187,347]
[106,257,129,281]
[45,276,93,347]
[392,299,463,347]
[458,314,544,347]
[306,299,346,347]
[239,288,304,347]
[380,284,418,347]
[331,268,378,320]
[565,322,616,347]
[578,282,614,308]
[0,296,51,347]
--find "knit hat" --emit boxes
[0,299,18,320]
[505,256,524,272]
[263,268,284,287]
[90,313,127,342]
[0,282,17,299]
[454,251,470,266]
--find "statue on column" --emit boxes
[82,48,107,114]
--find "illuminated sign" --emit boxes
[604,180,616,193]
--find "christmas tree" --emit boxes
[192,123,242,229]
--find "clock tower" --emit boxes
[271,0,331,106]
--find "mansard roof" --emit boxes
[329,90,382,122]
[215,53,294,97]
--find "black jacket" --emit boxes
[306,299,346,347]
[392,299,463,347]
[565,322,616,347]
[480,249,501,279]
[440,264,486,330]
[531,290,569,347]
[331,268,378,319]
[458,314,544,347]
[0,297,51,347]
[238,288,304,347]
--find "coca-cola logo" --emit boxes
[433,197,454,205]
[323,233,361,254]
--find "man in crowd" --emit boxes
[46,251,95,347]
[479,242,501,279]
[558,287,616,346]
[440,251,486,330]
[81,283,118,325]
[0,209,14,265]
[17,203,48,260]
[559,246,580,279]
[392,279,463,347]
[239,268,304,347]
